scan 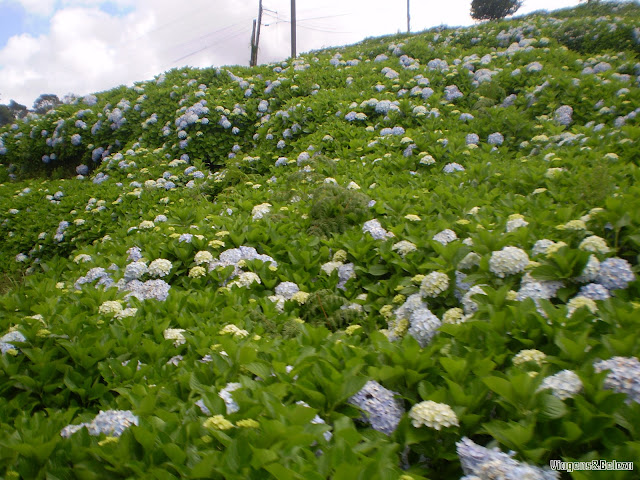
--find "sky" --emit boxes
[0,0,582,108]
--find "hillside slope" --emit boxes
[1,2,640,479]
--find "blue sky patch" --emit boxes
[0,3,27,48]
[99,2,135,17]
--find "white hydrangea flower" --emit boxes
[98,301,123,315]
[219,324,249,338]
[538,370,583,400]
[566,296,598,317]
[194,251,214,265]
[114,307,137,319]
[462,285,487,315]
[139,220,155,229]
[409,401,459,430]
[420,272,449,297]
[489,247,529,278]
[291,291,310,304]
[228,271,261,288]
[219,382,242,414]
[532,239,555,256]
[442,307,465,324]
[163,328,186,346]
[561,219,586,231]
[363,219,394,240]
[252,203,272,220]
[148,259,172,277]
[433,229,457,245]
[579,236,610,254]
[458,252,481,270]
[419,154,436,165]
[512,349,547,367]
[189,266,207,278]
[392,240,417,256]
[506,217,528,232]
[74,254,92,264]
[321,261,343,275]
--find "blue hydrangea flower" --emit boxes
[487,132,504,145]
[594,356,640,404]
[349,380,404,435]
[578,283,611,300]
[596,257,634,290]
[457,437,559,480]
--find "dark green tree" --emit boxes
[33,93,61,114]
[470,0,522,20]
[8,100,28,119]
[0,104,12,127]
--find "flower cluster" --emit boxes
[0,330,26,355]
[489,247,529,278]
[219,324,249,338]
[391,240,417,256]
[566,296,598,316]
[595,257,635,290]
[579,235,610,254]
[457,437,559,480]
[124,261,147,281]
[163,328,186,346]
[124,279,170,302]
[349,380,404,435]
[362,219,394,240]
[538,370,583,400]
[61,410,139,438]
[252,203,272,220]
[593,356,640,404]
[513,349,547,367]
[203,415,234,430]
[420,272,449,297]
[409,401,459,430]
[99,301,123,315]
[407,308,441,347]
[148,259,172,278]
[219,382,242,414]
[228,271,261,288]
[433,229,457,245]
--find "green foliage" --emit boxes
[0,3,639,479]
[308,184,369,237]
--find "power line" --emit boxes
[263,12,350,23]
[167,26,250,67]
[125,2,221,45]
[169,20,250,53]
[297,24,353,34]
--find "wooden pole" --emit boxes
[254,0,263,65]
[249,19,257,66]
[291,0,296,58]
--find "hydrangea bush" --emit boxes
[0,2,639,479]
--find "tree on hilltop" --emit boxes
[0,104,12,127]
[8,100,28,119]
[33,94,61,114]
[471,0,522,21]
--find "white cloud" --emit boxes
[1,0,57,16]
[0,0,580,106]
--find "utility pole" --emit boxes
[252,0,263,66]
[407,0,410,33]
[249,19,257,66]
[291,0,296,58]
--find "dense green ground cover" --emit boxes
[1,2,640,479]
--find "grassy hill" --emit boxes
[1,2,640,478]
